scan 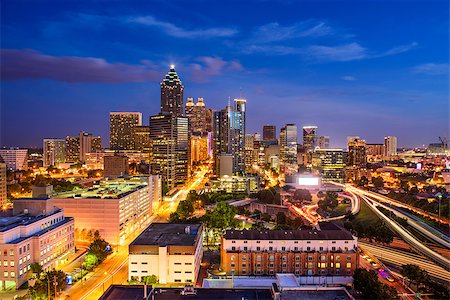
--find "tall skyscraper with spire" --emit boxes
[160,65,184,117]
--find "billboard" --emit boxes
[298,177,320,186]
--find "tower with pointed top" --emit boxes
[160,65,184,117]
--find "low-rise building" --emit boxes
[0,148,28,171]
[104,155,129,178]
[128,223,203,284]
[209,175,259,194]
[221,223,358,277]
[52,176,159,245]
[0,198,75,290]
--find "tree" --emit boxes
[276,212,287,226]
[353,268,397,300]
[177,200,195,220]
[93,230,101,241]
[142,275,158,285]
[30,262,43,277]
[89,238,109,262]
[293,189,312,201]
[372,177,384,189]
[356,176,369,187]
[401,264,429,287]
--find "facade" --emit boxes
[0,148,28,171]
[52,177,157,245]
[248,202,292,219]
[213,99,246,176]
[302,126,318,151]
[366,144,384,162]
[0,198,74,290]
[185,97,213,135]
[384,136,398,157]
[263,125,276,142]
[346,137,367,169]
[43,139,66,167]
[149,114,189,190]
[80,131,102,162]
[0,164,6,207]
[209,175,259,194]
[279,124,298,174]
[220,223,358,277]
[317,136,330,149]
[85,151,149,169]
[110,112,142,150]
[104,155,129,178]
[190,135,209,166]
[128,223,203,284]
[65,136,80,163]
[311,149,345,183]
[161,65,184,117]
[133,126,151,153]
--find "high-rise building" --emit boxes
[65,132,102,163]
[43,139,66,167]
[384,136,398,157]
[303,126,318,151]
[318,136,330,149]
[190,135,209,166]
[280,124,298,173]
[160,65,184,117]
[133,126,151,152]
[213,99,246,176]
[0,148,28,171]
[0,163,6,207]
[149,115,189,190]
[263,125,276,142]
[312,149,346,183]
[346,136,360,151]
[366,144,384,162]
[185,97,213,135]
[65,136,80,163]
[110,112,142,150]
[347,137,367,168]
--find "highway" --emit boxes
[359,242,450,282]
[60,165,211,300]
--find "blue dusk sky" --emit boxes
[1,0,449,148]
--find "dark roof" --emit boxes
[0,209,63,233]
[100,285,152,300]
[224,222,354,241]
[130,223,201,247]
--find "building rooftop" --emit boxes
[0,208,63,233]
[52,177,148,200]
[224,222,354,241]
[130,223,202,247]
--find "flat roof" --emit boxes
[0,209,63,233]
[224,222,354,241]
[130,223,202,247]
[53,177,148,200]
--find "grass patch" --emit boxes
[352,199,380,225]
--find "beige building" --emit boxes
[190,135,209,166]
[0,148,28,171]
[221,223,358,277]
[0,198,75,290]
[52,177,159,245]
[129,223,203,284]
[0,164,6,208]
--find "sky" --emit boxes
[1,0,449,149]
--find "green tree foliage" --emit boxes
[318,191,339,211]
[401,264,428,287]
[355,176,369,187]
[372,176,384,189]
[89,238,109,262]
[293,189,312,201]
[353,268,397,299]
[252,187,281,205]
[29,269,67,300]
[401,264,449,298]
[142,275,158,285]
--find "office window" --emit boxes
[269,241,273,244]
[174,271,181,274]
[269,247,273,251]
[244,241,247,244]
[256,241,260,244]
[232,241,236,244]
[232,247,236,251]
[294,247,298,251]
[4,261,8,266]
[10,261,14,267]
[282,263,286,268]
[174,279,181,282]
[307,247,310,251]
[319,247,323,251]
[9,250,14,256]
[295,263,300,268]
[256,256,261,261]
[336,263,341,268]
[185,262,192,265]
[242,263,246,267]
[185,271,192,273]
[347,256,352,261]
[174,263,181,265]
[282,256,287,261]
[231,263,235,268]
[269,255,274,261]
[269,263,274,268]
[142,271,148,273]
[243,247,247,251]
[242,256,246,261]
[256,247,260,251]
[231,256,235,261]
[281,247,285,251]
[346,263,351,268]
[3,271,8,277]
[142,262,148,265]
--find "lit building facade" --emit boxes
[149,114,189,190]
[317,136,330,149]
[185,97,213,135]
[366,144,384,162]
[161,65,184,117]
[384,136,398,157]
[209,175,259,194]
[0,198,74,290]
[221,223,358,277]
[0,148,28,171]
[346,137,367,169]
[133,126,151,153]
[213,99,246,176]
[43,139,66,167]
[302,126,318,151]
[312,149,345,183]
[52,176,158,245]
[263,125,276,143]
[110,112,142,150]
[280,124,298,174]
[190,135,209,166]
[65,136,80,163]
[104,155,129,178]
[0,164,6,207]
[128,223,203,284]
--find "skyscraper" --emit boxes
[161,65,184,117]
[110,112,142,150]
[80,131,102,163]
[185,97,213,135]
[43,139,66,167]
[213,99,246,176]
[263,125,276,142]
[65,136,80,163]
[303,126,318,151]
[317,136,330,149]
[0,163,6,208]
[347,137,367,168]
[312,149,345,183]
[149,115,188,190]
[133,126,151,153]
[280,124,298,173]
[384,136,398,157]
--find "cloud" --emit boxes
[342,75,356,81]
[241,45,298,55]
[375,42,418,57]
[0,49,162,83]
[129,16,237,38]
[306,43,368,62]
[250,20,333,43]
[189,57,243,83]
[411,63,449,75]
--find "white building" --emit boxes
[0,148,28,171]
[384,136,398,157]
[0,198,75,290]
[43,139,66,167]
[128,223,203,284]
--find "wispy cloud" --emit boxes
[128,16,237,38]
[0,49,162,83]
[189,56,242,83]
[306,43,367,62]
[342,75,356,81]
[374,42,418,57]
[411,63,448,75]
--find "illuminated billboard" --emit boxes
[298,177,320,186]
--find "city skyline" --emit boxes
[1,0,449,148]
